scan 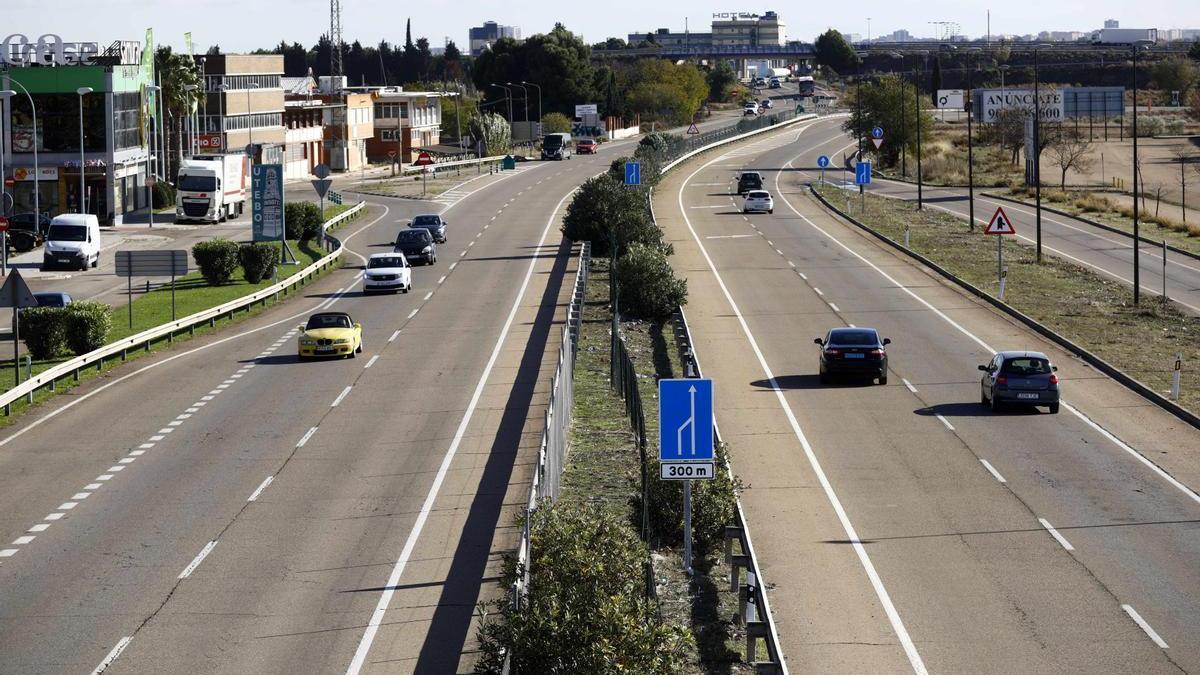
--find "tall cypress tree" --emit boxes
[931,57,943,105]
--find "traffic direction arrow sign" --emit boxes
[985,206,1017,235]
[871,126,884,139]
[658,378,714,462]
[816,155,830,168]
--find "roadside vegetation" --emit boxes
[813,184,1200,415]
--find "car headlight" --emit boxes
[422,246,432,253]
[300,338,316,346]
[334,338,350,345]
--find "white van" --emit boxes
[42,214,101,271]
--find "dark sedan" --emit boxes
[979,351,1060,413]
[393,228,437,265]
[815,327,890,385]
[7,212,51,252]
[409,214,447,243]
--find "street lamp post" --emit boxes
[0,90,10,276]
[7,80,41,227]
[1033,47,1043,262]
[1132,45,1145,304]
[967,50,978,231]
[216,83,228,153]
[144,84,161,228]
[913,63,925,210]
[522,81,542,135]
[507,82,529,123]
[247,83,260,167]
[489,83,513,123]
[76,87,94,215]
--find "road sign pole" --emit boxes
[1162,239,1168,303]
[12,306,18,388]
[171,268,177,322]
[128,273,134,329]
[683,479,693,575]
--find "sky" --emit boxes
[6,0,1200,54]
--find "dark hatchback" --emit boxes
[393,228,437,265]
[979,351,1060,413]
[815,327,890,385]
[737,171,763,195]
[7,213,51,252]
[410,214,447,243]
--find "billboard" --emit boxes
[974,86,1124,122]
[977,88,1064,122]
[252,164,285,242]
[936,89,964,109]
[575,104,598,117]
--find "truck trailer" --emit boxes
[175,155,250,223]
[1091,28,1157,44]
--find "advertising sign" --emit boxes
[936,89,964,109]
[978,88,1065,122]
[1,34,100,67]
[575,104,598,117]
[197,134,223,150]
[252,164,285,242]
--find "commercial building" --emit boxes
[469,21,521,56]
[626,28,713,49]
[196,54,285,165]
[364,88,453,164]
[712,11,786,47]
[2,34,155,225]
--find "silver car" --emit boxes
[979,351,1060,414]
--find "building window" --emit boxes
[204,74,282,92]
[112,93,142,150]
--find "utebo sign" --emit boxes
[1,34,102,66]
[251,164,285,242]
[978,88,1064,122]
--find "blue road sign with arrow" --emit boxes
[855,161,872,185]
[625,162,641,186]
[817,155,830,168]
[659,379,714,462]
[871,126,884,139]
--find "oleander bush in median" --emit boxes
[238,242,280,284]
[615,243,688,320]
[192,239,241,285]
[284,201,323,242]
[19,308,70,360]
[63,302,112,354]
[561,175,666,255]
[474,502,693,674]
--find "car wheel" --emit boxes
[981,388,989,405]
[878,374,888,385]
[91,256,98,268]
[990,394,1001,413]
[356,342,363,354]
[1048,402,1060,414]
[769,209,774,214]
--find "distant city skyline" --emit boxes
[4,0,1200,53]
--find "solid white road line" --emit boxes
[178,540,217,579]
[90,636,132,675]
[979,459,1007,483]
[902,378,918,393]
[679,151,927,675]
[1038,518,1075,551]
[935,414,956,431]
[706,234,757,239]
[331,386,352,408]
[296,426,318,448]
[345,184,578,675]
[1122,604,1169,648]
[247,476,274,502]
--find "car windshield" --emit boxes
[178,174,217,192]
[306,314,352,330]
[369,256,407,269]
[396,230,429,243]
[544,135,564,149]
[747,191,770,199]
[829,330,878,346]
[1002,357,1052,375]
[34,294,67,307]
[412,215,441,226]
[47,224,87,241]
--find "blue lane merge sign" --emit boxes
[625,161,641,186]
[871,126,884,139]
[817,154,830,168]
[659,379,714,462]
[855,161,872,186]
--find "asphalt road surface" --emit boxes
[0,131,645,673]
[655,115,1200,674]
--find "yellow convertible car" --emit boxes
[297,311,363,359]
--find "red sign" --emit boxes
[0,217,8,232]
[3,176,13,188]
[387,150,397,158]
[197,133,223,150]
[984,207,1016,235]
[413,151,434,167]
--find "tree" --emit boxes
[706,60,739,102]
[984,107,1027,164]
[814,29,858,76]
[561,175,663,255]
[842,74,933,168]
[154,47,202,181]
[1152,58,1198,101]
[541,112,572,133]
[441,41,464,81]
[440,93,477,145]
[469,112,511,155]
[1191,41,1200,62]
[1044,125,1095,189]
[621,59,708,126]
[931,57,944,105]
[206,45,222,57]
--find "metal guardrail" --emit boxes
[400,154,507,176]
[1,201,366,415]
[672,308,788,674]
[661,112,823,175]
[510,241,590,609]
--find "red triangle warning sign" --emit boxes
[985,206,1016,235]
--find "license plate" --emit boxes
[316,346,334,352]
[844,353,865,359]
[1017,392,1039,399]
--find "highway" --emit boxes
[0,133,634,672]
[655,115,1200,673]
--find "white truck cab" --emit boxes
[42,214,101,271]
[175,155,249,223]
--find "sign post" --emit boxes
[1171,353,1182,401]
[985,206,1017,299]
[414,151,434,197]
[658,378,715,575]
[0,269,38,388]
[312,163,332,242]
[0,215,9,276]
[116,250,189,326]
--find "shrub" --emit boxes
[540,112,572,134]
[631,145,664,186]
[635,443,741,553]
[561,175,664,255]
[284,201,323,242]
[1131,116,1166,137]
[192,239,241,285]
[151,180,176,209]
[63,301,112,355]
[239,242,279,284]
[19,307,70,360]
[474,502,693,674]
[616,243,687,320]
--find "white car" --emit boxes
[743,103,759,116]
[363,252,412,293]
[743,190,774,214]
